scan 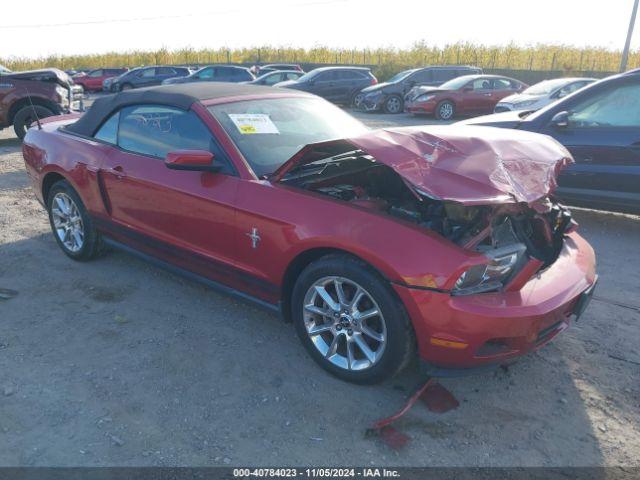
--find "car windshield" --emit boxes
[295,70,321,82]
[524,79,574,95]
[255,71,279,81]
[208,97,369,177]
[440,75,477,90]
[387,69,417,83]
[0,65,11,74]
[121,68,141,78]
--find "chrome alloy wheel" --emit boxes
[439,102,454,119]
[385,96,402,113]
[353,92,365,108]
[51,192,84,253]
[303,276,387,371]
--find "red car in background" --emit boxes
[73,68,128,92]
[405,74,527,120]
[22,83,596,384]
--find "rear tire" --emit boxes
[13,105,54,139]
[292,254,415,384]
[46,180,102,261]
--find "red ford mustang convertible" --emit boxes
[22,84,597,383]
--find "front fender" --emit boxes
[235,181,481,293]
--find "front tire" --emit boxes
[435,100,455,120]
[47,180,102,261]
[383,95,404,114]
[13,105,54,139]
[292,255,415,384]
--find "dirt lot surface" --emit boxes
[0,108,639,467]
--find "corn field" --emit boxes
[2,42,637,80]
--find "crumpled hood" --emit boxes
[3,68,72,86]
[274,125,573,205]
[361,82,392,94]
[405,86,444,100]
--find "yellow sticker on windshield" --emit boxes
[229,114,280,135]
[239,124,257,134]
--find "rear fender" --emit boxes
[23,125,111,217]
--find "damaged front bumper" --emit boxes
[393,232,597,376]
[404,99,437,115]
[359,93,385,111]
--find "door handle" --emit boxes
[483,93,492,96]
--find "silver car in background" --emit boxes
[494,77,595,112]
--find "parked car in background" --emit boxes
[69,70,89,78]
[276,66,377,105]
[102,76,119,92]
[459,71,640,214]
[73,68,128,92]
[359,65,482,113]
[243,70,303,86]
[253,63,303,76]
[163,65,254,85]
[0,68,82,138]
[404,74,527,120]
[22,83,596,383]
[110,66,192,91]
[494,77,596,112]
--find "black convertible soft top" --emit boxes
[65,83,307,137]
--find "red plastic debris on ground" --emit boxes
[419,382,460,413]
[368,378,458,450]
[378,426,410,450]
[371,379,435,431]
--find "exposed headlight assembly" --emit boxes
[55,84,69,101]
[416,94,436,102]
[453,243,527,295]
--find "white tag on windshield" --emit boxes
[228,114,280,135]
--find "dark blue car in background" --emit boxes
[460,70,640,214]
[276,66,377,106]
[162,65,254,85]
[110,66,192,91]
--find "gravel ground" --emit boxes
[0,108,639,467]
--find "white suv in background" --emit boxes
[494,77,595,112]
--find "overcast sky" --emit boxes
[1,0,638,59]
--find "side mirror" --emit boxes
[463,86,473,92]
[165,150,218,171]
[550,111,570,128]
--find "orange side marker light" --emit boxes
[430,337,469,349]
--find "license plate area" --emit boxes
[573,279,597,320]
